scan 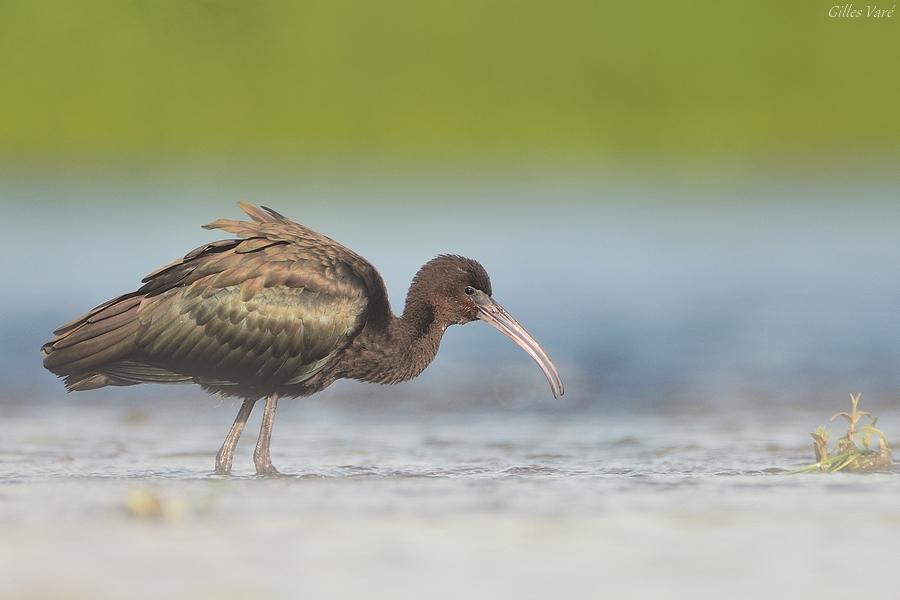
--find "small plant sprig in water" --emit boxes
[793,393,893,474]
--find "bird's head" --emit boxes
[406,254,564,398]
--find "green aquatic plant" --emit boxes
[830,392,870,438]
[793,393,893,474]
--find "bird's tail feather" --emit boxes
[42,296,143,391]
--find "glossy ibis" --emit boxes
[41,203,564,475]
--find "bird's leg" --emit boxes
[253,392,280,476]
[214,398,257,475]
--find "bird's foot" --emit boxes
[253,450,281,477]
[214,454,233,476]
[254,463,282,477]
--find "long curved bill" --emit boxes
[474,293,565,399]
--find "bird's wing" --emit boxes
[201,202,391,328]
[130,203,384,386]
[44,203,389,390]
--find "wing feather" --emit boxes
[43,202,385,394]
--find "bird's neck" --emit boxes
[342,296,446,385]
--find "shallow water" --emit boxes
[3,175,900,597]
[1,396,897,599]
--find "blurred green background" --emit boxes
[1,0,897,169]
[0,0,899,451]
[3,0,900,407]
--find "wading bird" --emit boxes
[41,203,564,475]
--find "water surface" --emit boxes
[1,397,897,599]
[2,175,899,598]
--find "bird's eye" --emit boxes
[464,286,475,296]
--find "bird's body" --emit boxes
[42,203,563,475]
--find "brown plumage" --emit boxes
[41,203,563,475]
